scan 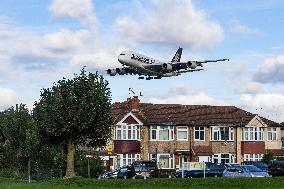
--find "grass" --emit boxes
[1,177,284,189]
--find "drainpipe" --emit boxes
[189,126,193,162]
[235,126,238,163]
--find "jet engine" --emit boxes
[187,61,197,69]
[162,63,173,71]
[107,69,117,76]
[116,68,127,75]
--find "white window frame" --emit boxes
[242,127,264,141]
[210,127,234,141]
[150,126,174,141]
[156,153,174,169]
[194,127,205,141]
[115,124,140,140]
[244,154,263,161]
[212,153,234,163]
[267,128,277,141]
[117,154,140,167]
[177,126,188,141]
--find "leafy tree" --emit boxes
[0,104,36,176]
[33,68,112,178]
[262,152,274,164]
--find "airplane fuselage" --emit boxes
[118,51,162,67]
[118,51,164,75]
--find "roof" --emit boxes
[112,101,282,127]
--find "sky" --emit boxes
[0,0,284,123]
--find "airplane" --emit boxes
[106,47,229,80]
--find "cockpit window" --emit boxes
[120,53,125,55]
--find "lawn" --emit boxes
[1,177,284,189]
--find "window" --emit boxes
[194,127,205,141]
[115,125,140,140]
[268,128,277,141]
[150,154,157,161]
[150,126,174,141]
[177,126,188,140]
[244,154,263,161]
[212,153,234,163]
[117,154,140,167]
[156,154,174,169]
[242,127,264,141]
[211,127,234,141]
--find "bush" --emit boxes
[0,167,19,178]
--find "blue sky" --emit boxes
[0,0,283,122]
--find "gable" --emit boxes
[116,112,143,125]
[246,115,267,127]
[122,115,139,124]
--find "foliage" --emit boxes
[74,148,104,178]
[0,104,37,177]
[33,67,112,178]
[262,152,274,164]
[0,104,69,179]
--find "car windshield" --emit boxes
[243,165,261,172]
[207,164,226,170]
[226,168,242,172]
[119,167,129,173]
[254,162,268,168]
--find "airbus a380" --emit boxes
[107,47,229,80]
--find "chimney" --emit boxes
[131,96,140,112]
[125,96,140,112]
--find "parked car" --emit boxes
[117,165,135,179]
[241,161,268,172]
[223,165,269,177]
[117,161,156,179]
[132,160,158,178]
[268,160,284,176]
[174,163,225,178]
[98,171,117,179]
[228,163,241,168]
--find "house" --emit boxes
[107,96,283,173]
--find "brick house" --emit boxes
[109,96,283,173]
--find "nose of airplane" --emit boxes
[118,54,125,63]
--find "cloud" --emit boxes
[239,82,266,94]
[42,28,92,53]
[0,88,18,110]
[70,50,118,71]
[146,84,227,105]
[240,93,284,123]
[253,55,284,83]
[49,0,97,25]
[115,0,224,49]
[229,20,261,35]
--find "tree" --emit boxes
[0,104,36,176]
[262,152,274,164]
[33,68,112,178]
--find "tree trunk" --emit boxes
[65,139,75,179]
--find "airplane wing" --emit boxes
[177,68,204,73]
[144,59,229,72]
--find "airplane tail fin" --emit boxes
[171,47,183,62]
